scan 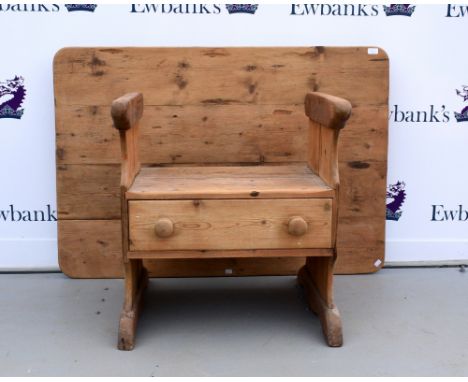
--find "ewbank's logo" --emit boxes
[388,86,468,124]
[383,4,415,16]
[0,76,26,120]
[431,205,468,221]
[386,181,406,221]
[290,4,379,16]
[130,4,222,14]
[0,4,60,12]
[0,204,57,222]
[455,86,468,123]
[226,4,258,14]
[65,4,97,12]
[446,4,468,17]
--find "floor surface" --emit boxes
[0,268,467,376]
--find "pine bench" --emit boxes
[53,47,389,350]
[112,89,351,350]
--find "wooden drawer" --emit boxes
[129,199,333,251]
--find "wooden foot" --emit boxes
[118,260,148,351]
[298,257,343,347]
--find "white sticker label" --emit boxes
[225,268,233,275]
[368,47,379,55]
[374,259,382,268]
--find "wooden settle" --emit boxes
[54,48,389,349]
[102,77,355,348]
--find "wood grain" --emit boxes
[55,104,386,165]
[54,47,388,106]
[56,164,121,220]
[111,92,144,265]
[57,220,380,276]
[298,258,343,347]
[129,199,333,251]
[305,92,352,131]
[55,47,389,277]
[128,248,333,260]
[111,92,144,131]
[56,160,385,221]
[127,164,333,200]
[58,219,123,275]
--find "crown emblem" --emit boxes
[455,86,468,123]
[0,105,24,119]
[225,4,258,14]
[0,76,26,120]
[386,209,403,221]
[386,181,406,221]
[65,4,97,12]
[383,4,415,16]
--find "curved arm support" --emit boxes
[111,92,144,189]
[304,92,352,189]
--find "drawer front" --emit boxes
[129,199,333,251]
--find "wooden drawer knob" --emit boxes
[288,216,308,236]
[154,218,174,238]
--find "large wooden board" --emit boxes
[54,47,389,277]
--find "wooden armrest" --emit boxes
[111,93,143,265]
[304,92,352,130]
[111,92,143,190]
[305,92,352,190]
[111,92,144,131]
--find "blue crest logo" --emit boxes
[65,4,97,12]
[383,4,415,16]
[455,86,468,123]
[386,181,406,221]
[0,76,26,120]
[225,4,258,14]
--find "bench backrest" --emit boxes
[54,47,387,165]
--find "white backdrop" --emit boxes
[0,3,467,270]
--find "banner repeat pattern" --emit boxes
[0,4,467,269]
